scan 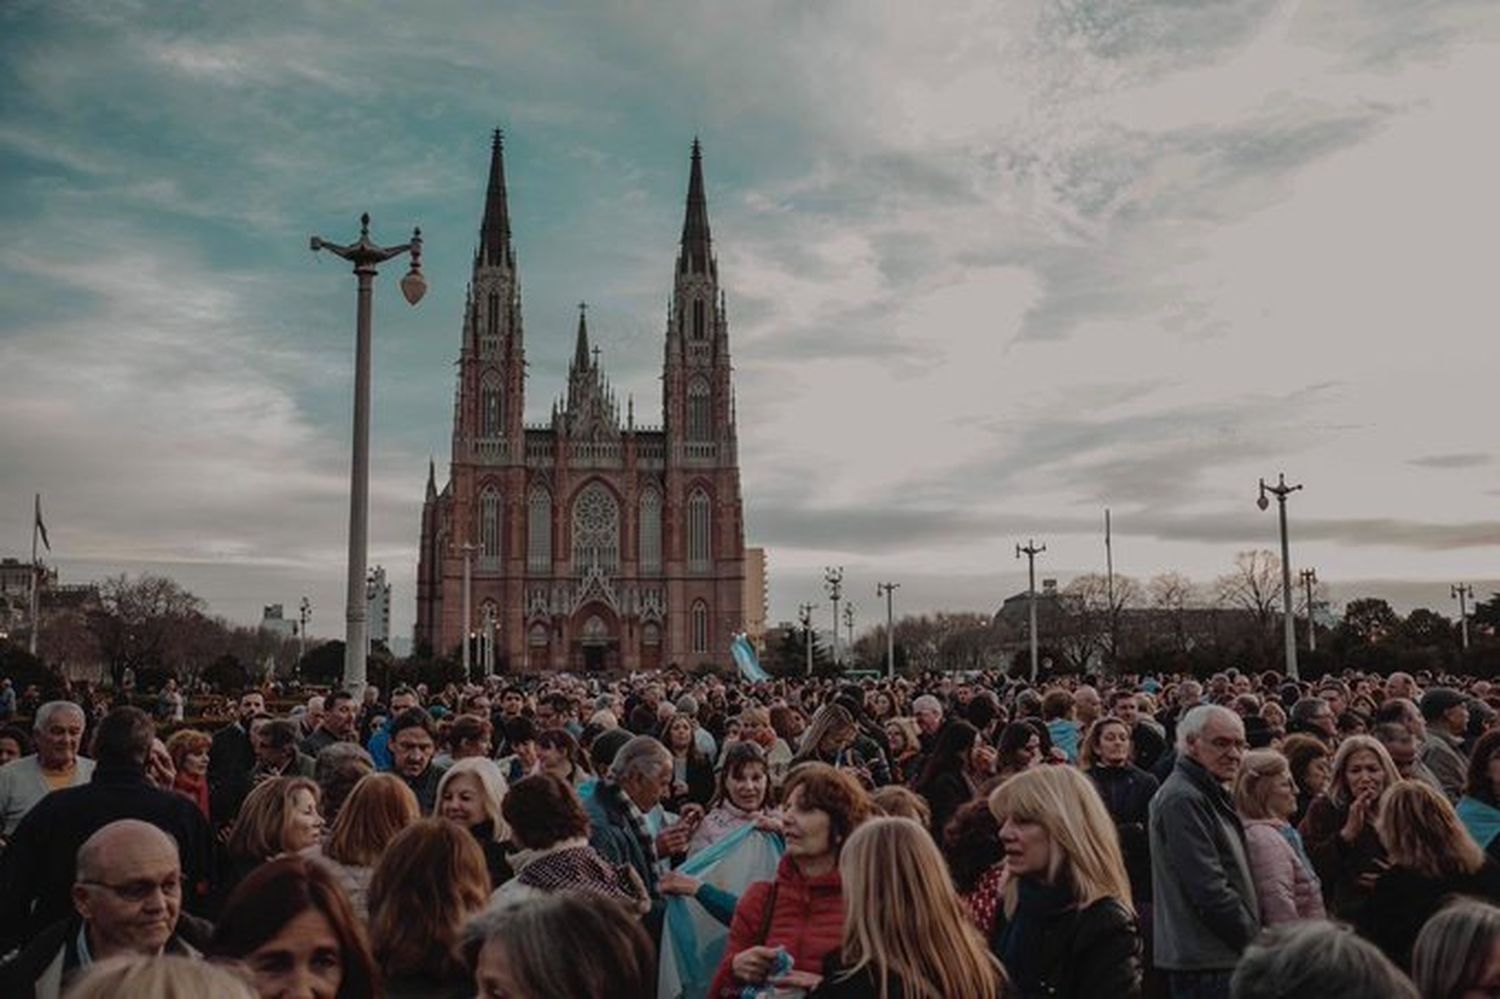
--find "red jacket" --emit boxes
[709,854,846,998]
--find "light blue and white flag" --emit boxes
[731,632,770,683]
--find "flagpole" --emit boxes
[29,494,40,657]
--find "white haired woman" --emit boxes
[436,756,512,889]
[1235,749,1325,925]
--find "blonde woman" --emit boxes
[1356,780,1500,969]
[304,772,419,920]
[216,776,323,915]
[810,817,1005,999]
[1234,749,1325,925]
[436,756,513,888]
[65,954,256,999]
[1297,733,1400,921]
[987,766,1141,999]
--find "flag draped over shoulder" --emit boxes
[658,825,785,999]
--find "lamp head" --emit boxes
[400,267,427,305]
[1257,481,1270,511]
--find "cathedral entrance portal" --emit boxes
[572,607,618,672]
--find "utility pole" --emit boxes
[1257,474,1303,681]
[876,582,899,679]
[843,602,855,659]
[298,597,311,670]
[459,541,478,681]
[1016,540,1046,683]
[798,603,815,676]
[1299,569,1317,652]
[1454,584,1474,651]
[824,567,844,668]
[1105,509,1116,667]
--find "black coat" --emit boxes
[990,897,1143,999]
[0,913,212,998]
[1088,764,1159,904]
[0,765,216,951]
[915,770,973,840]
[1356,860,1500,969]
[208,722,253,827]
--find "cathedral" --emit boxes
[415,132,747,672]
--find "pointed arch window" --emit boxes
[479,487,502,564]
[572,482,620,575]
[687,489,711,572]
[481,374,504,438]
[486,291,500,343]
[527,485,552,572]
[687,378,711,441]
[692,299,706,340]
[691,600,710,654]
[639,488,662,574]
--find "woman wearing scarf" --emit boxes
[165,728,212,820]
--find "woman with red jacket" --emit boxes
[709,762,872,998]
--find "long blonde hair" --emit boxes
[836,817,1005,999]
[436,756,511,841]
[66,954,256,999]
[1328,735,1400,809]
[1378,780,1484,878]
[228,776,319,863]
[988,766,1132,915]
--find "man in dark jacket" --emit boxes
[0,707,215,952]
[389,707,447,815]
[0,818,212,997]
[207,688,264,828]
[1149,704,1259,999]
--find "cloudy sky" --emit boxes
[2,0,1497,645]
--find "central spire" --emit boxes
[478,128,512,268]
[572,302,590,372]
[679,138,713,275]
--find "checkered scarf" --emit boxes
[600,778,658,868]
[515,842,651,914]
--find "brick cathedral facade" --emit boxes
[415,133,746,672]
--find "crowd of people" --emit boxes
[2,665,1500,997]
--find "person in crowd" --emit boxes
[871,784,931,827]
[660,713,716,810]
[585,735,691,915]
[164,728,211,820]
[1042,689,1081,764]
[1149,704,1258,999]
[1279,733,1331,827]
[302,690,359,759]
[494,772,649,911]
[0,723,32,767]
[438,713,492,766]
[770,704,809,755]
[436,756,512,888]
[465,894,655,999]
[0,820,211,999]
[252,718,316,783]
[0,700,93,841]
[740,706,795,786]
[296,695,326,745]
[496,716,540,784]
[882,716,923,785]
[1459,728,1500,861]
[1234,749,1324,925]
[63,953,257,999]
[209,689,265,819]
[1229,920,1418,999]
[832,687,894,788]
[1372,721,1444,795]
[791,704,869,779]
[688,740,775,854]
[536,728,590,788]
[1357,780,1500,969]
[912,695,945,753]
[1082,715,1158,919]
[218,775,324,912]
[315,743,375,826]
[1075,684,1103,732]
[811,816,1005,998]
[366,686,419,771]
[989,765,1142,998]
[675,694,720,760]
[387,708,446,815]
[1410,898,1500,999]
[1298,733,1399,922]
[1111,689,1167,772]
[1287,697,1338,746]
[210,854,378,999]
[943,798,1007,937]
[367,818,490,998]
[709,762,871,998]
[0,678,15,722]
[304,772,418,921]
[1421,687,1471,802]
[0,707,214,949]
[914,719,982,838]
[995,721,1043,782]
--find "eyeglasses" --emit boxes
[79,875,182,902]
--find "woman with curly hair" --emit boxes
[942,798,1008,937]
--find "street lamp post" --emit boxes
[798,603,815,676]
[1016,540,1046,683]
[297,597,311,670]
[1453,584,1474,651]
[459,541,478,681]
[824,567,844,668]
[310,214,425,698]
[1258,473,1303,681]
[843,602,855,658]
[1299,569,1317,652]
[876,582,899,678]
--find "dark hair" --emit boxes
[389,707,436,741]
[209,856,378,999]
[91,707,154,769]
[503,716,537,747]
[589,727,632,774]
[449,714,492,749]
[1280,733,1331,791]
[1041,689,1074,721]
[368,820,489,984]
[259,718,299,752]
[1467,730,1500,807]
[942,798,1004,894]
[0,724,33,757]
[916,720,978,790]
[463,894,653,997]
[536,728,591,775]
[996,722,1039,772]
[390,685,418,702]
[326,689,356,712]
[502,773,592,849]
[710,741,772,811]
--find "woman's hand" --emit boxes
[1341,789,1376,843]
[659,870,701,896]
[772,969,823,991]
[731,945,779,982]
[753,812,784,834]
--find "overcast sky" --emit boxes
[2,0,1497,645]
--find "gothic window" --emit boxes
[583,615,609,642]
[692,298,705,340]
[571,482,619,575]
[527,485,552,572]
[479,487,502,562]
[481,374,503,437]
[638,488,662,573]
[642,622,661,646]
[529,623,549,647]
[688,489,711,571]
[487,291,499,343]
[687,379,711,441]
[691,601,709,654]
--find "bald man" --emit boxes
[0,819,211,998]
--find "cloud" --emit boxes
[1408,453,1491,470]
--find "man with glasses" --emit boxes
[1288,697,1338,746]
[1150,704,1260,999]
[0,819,211,995]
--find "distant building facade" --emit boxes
[366,566,391,647]
[415,133,747,672]
[260,604,296,640]
[743,547,768,653]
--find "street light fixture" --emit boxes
[824,567,844,668]
[1258,473,1303,681]
[1453,584,1474,651]
[310,213,425,698]
[1016,540,1046,683]
[798,602,815,676]
[876,582,899,679]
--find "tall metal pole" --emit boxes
[460,542,477,681]
[310,214,425,698]
[798,603,815,676]
[843,602,855,656]
[876,582,899,679]
[298,597,311,668]
[28,497,39,658]
[1258,474,1303,681]
[1454,584,1473,651]
[1104,509,1116,667]
[824,567,844,668]
[1300,569,1317,652]
[1016,540,1046,683]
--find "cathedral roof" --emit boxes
[478,129,513,269]
[679,138,713,275]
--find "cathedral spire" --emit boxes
[425,457,437,502]
[572,302,590,372]
[478,129,512,268]
[679,138,713,275]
